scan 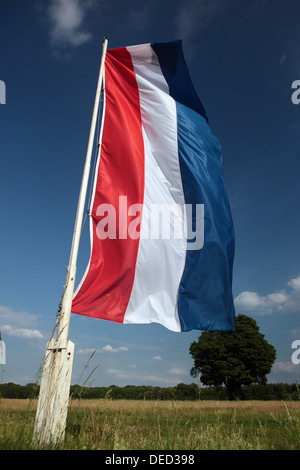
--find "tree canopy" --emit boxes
[189,314,276,400]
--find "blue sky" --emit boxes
[0,0,300,388]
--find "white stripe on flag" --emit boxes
[124,45,187,331]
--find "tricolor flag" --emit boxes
[0,331,6,365]
[72,41,235,332]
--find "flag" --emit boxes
[72,40,235,332]
[0,331,6,365]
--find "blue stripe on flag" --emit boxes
[176,104,235,331]
[151,41,208,122]
[152,40,235,332]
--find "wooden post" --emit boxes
[34,338,74,445]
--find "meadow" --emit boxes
[0,398,300,450]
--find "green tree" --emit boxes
[189,314,276,400]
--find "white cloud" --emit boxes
[153,355,162,360]
[0,305,43,340]
[288,276,300,290]
[106,368,187,385]
[272,361,299,374]
[77,348,97,355]
[101,345,128,353]
[234,276,300,315]
[1,324,43,340]
[0,305,40,328]
[169,367,187,376]
[77,344,128,354]
[48,0,93,48]
[142,374,179,385]
[106,369,134,380]
[234,291,265,311]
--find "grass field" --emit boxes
[0,398,300,450]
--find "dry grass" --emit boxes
[0,399,37,411]
[2,397,300,416]
[1,399,300,450]
[68,398,300,411]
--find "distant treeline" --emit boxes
[0,382,299,401]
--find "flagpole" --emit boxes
[34,38,108,446]
[0,330,5,385]
[57,37,108,349]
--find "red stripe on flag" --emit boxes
[72,48,145,322]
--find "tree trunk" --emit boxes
[226,381,241,401]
